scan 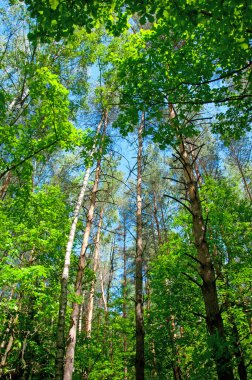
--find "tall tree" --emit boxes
[177,137,234,380]
[135,113,145,380]
[63,110,108,380]
[55,118,103,379]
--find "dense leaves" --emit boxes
[0,1,251,379]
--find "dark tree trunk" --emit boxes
[231,319,247,380]
[179,139,234,380]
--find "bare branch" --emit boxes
[162,177,186,185]
[163,194,193,215]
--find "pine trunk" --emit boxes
[123,218,128,380]
[180,140,234,380]
[135,113,145,380]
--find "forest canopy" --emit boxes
[0,0,251,379]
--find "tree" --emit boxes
[135,113,145,380]
[1,1,251,379]
[55,118,103,380]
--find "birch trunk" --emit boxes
[55,119,103,380]
[100,269,108,313]
[63,112,107,380]
[135,113,145,380]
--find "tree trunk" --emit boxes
[100,269,108,314]
[63,112,107,380]
[0,171,11,200]
[123,217,128,380]
[85,207,104,338]
[168,316,183,380]
[146,266,158,378]
[230,144,252,202]
[0,329,15,371]
[231,318,247,380]
[55,118,103,380]
[153,190,161,245]
[106,236,116,307]
[180,139,234,380]
[135,113,145,380]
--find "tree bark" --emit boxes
[179,139,234,380]
[135,113,145,380]
[100,269,108,314]
[0,171,11,200]
[55,118,103,380]
[153,190,162,245]
[85,207,104,338]
[63,111,107,380]
[231,318,247,380]
[123,217,128,380]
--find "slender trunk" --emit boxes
[153,190,161,245]
[230,145,252,202]
[169,316,182,380]
[225,270,247,380]
[150,340,158,378]
[135,113,145,380]
[0,315,18,374]
[123,218,128,380]
[55,119,103,380]
[78,295,84,333]
[85,208,104,338]
[151,221,159,255]
[0,332,14,371]
[100,269,108,313]
[231,318,247,380]
[160,203,168,244]
[0,171,11,200]
[146,266,158,378]
[236,157,252,202]
[180,140,234,380]
[63,160,101,380]
[106,237,115,307]
[63,112,107,380]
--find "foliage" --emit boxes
[1,1,251,379]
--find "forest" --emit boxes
[0,0,251,379]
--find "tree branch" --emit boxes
[182,272,202,288]
[0,139,59,180]
[163,194,193,215]
[185,252,204,266]
[162,177,186,185]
